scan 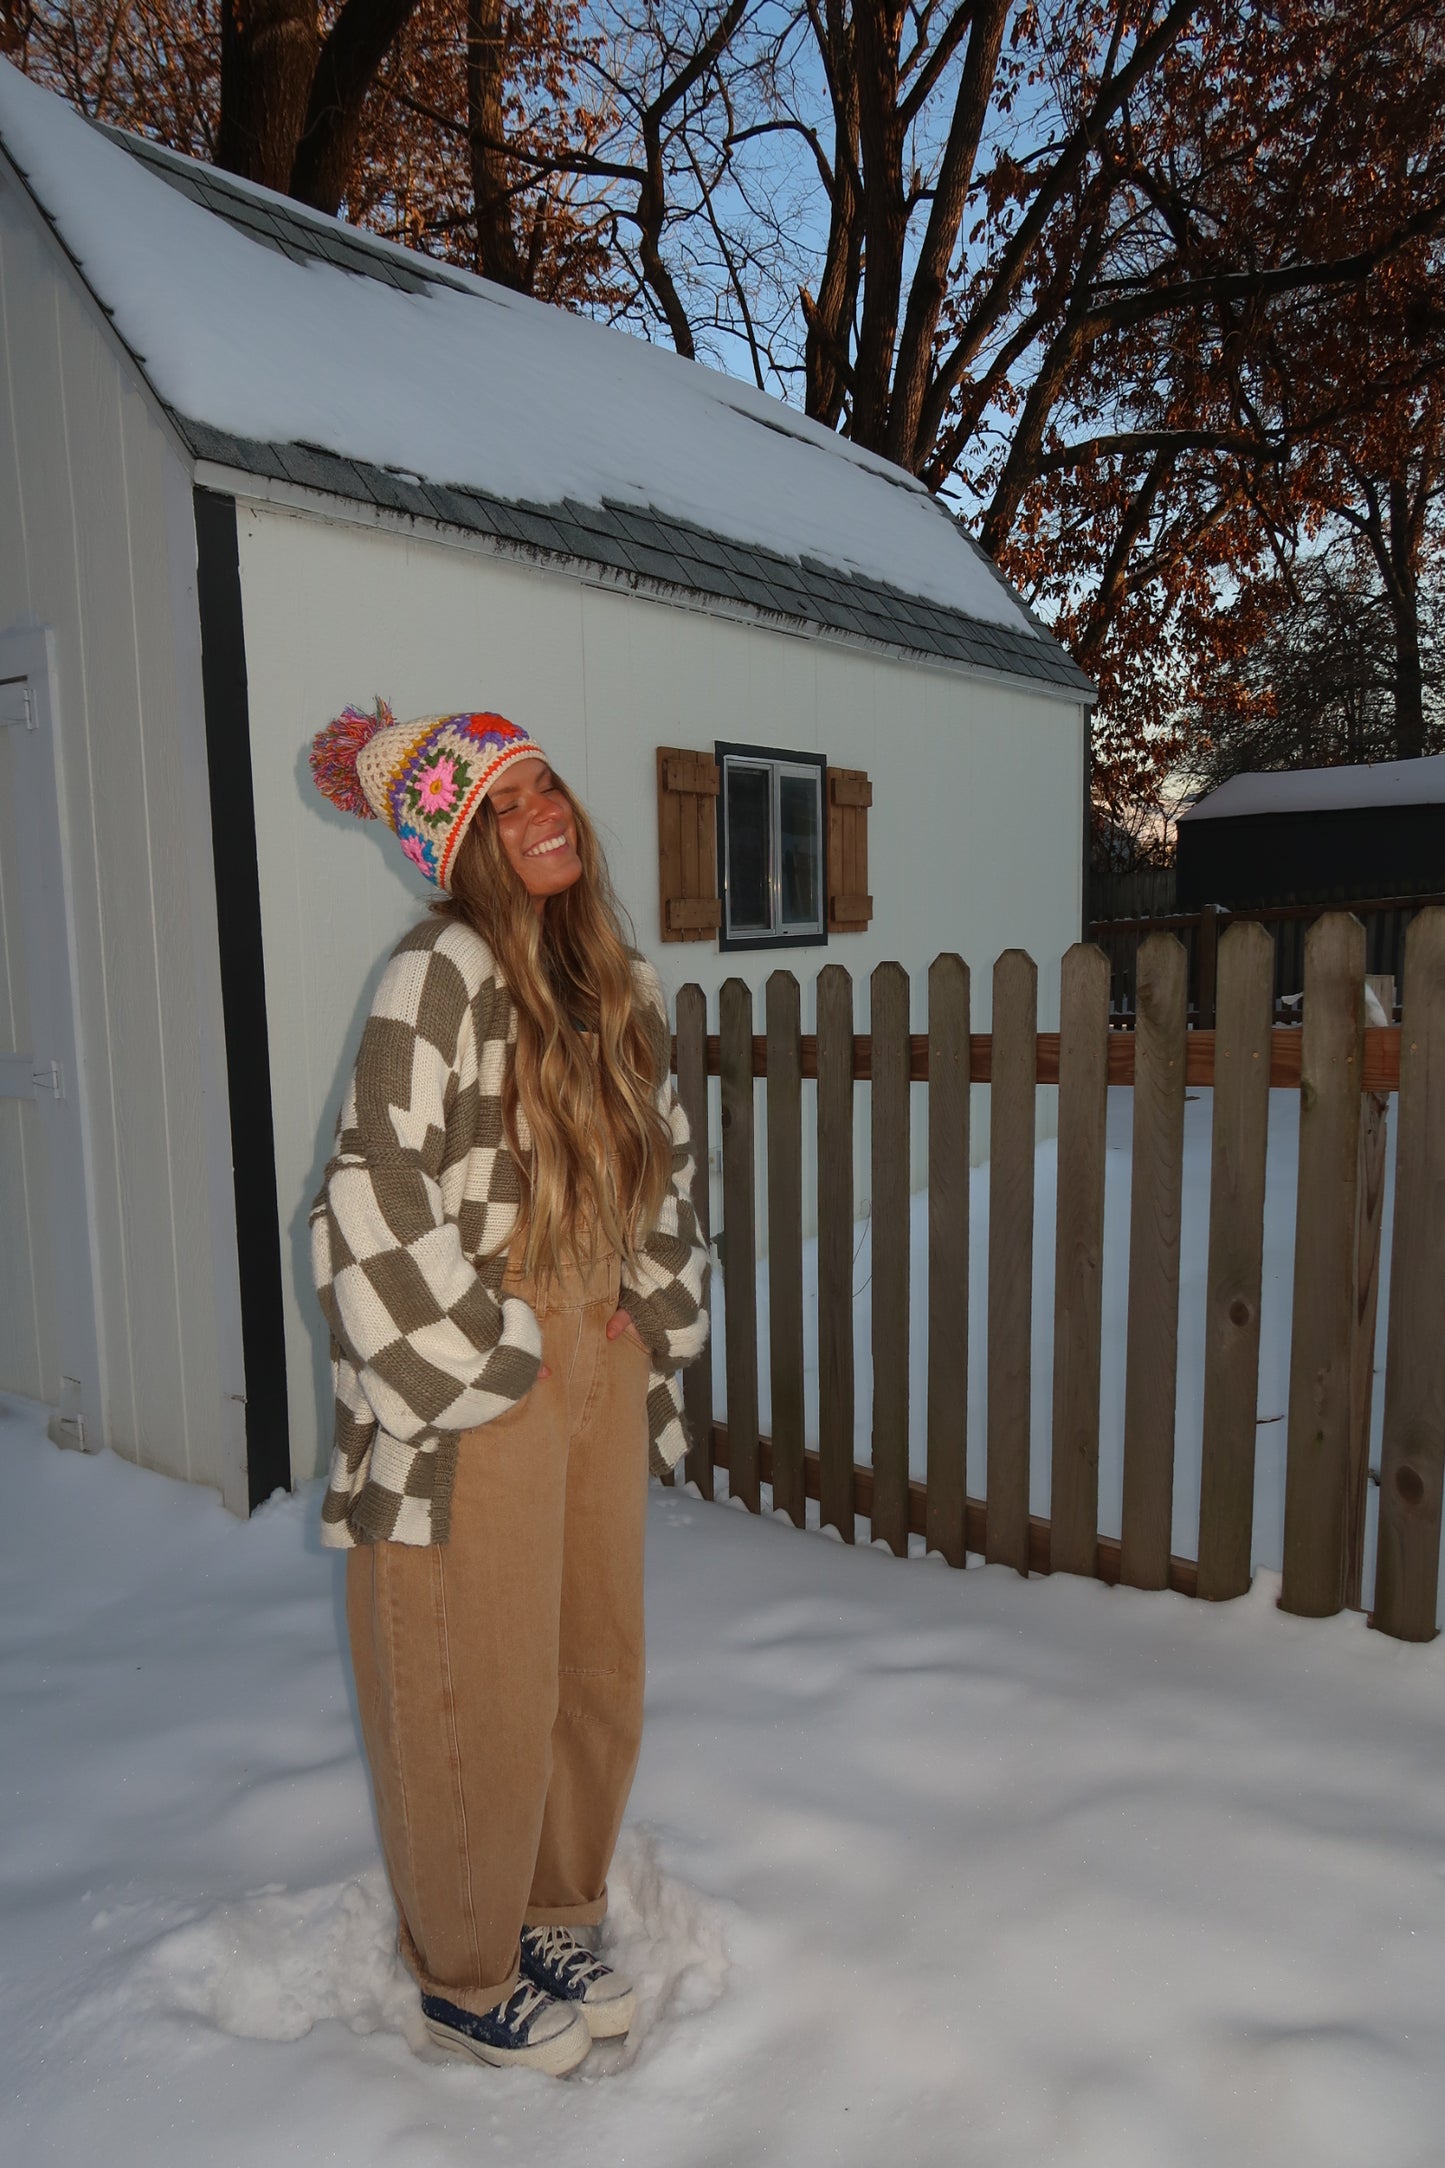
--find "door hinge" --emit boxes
[0,1053,61,1101]
[0,682,36,730]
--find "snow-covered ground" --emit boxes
[6,1387,1445,2168]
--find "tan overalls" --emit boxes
[346,1235,651,2015]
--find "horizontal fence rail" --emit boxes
[667,911,1445,1645]
[706,1420,1201,1595]
[670,1025,1404,1092]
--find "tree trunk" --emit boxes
[290,0,421,216]
[1392,590,1425,760]
[217,0,319,193]
[803,0,861,430]
[886,0,1011,472]
[1389,474,1426,760]
[467,0,524,287]
[848,2,907,450]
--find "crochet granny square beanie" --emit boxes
[309,701,552,890]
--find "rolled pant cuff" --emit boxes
[523,1891,607,1929]
[400,1928,522,2020]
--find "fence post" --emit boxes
[1049,943,1110,1578]
[675,983,714,1500]
[1196,921,1274,1601]
[1197,902,1224,1029]
[1120,932,1188,1591]
[871,962,911,1556]
[817,965,855,1540]
[766,971,806,1528]
[1372,909,1445,1640]
[1280,914,1366,1617]
[926,955,970,1566]
[986,950,1037,1573]
[720,978,760,1513]
[1344,974,1395,1610]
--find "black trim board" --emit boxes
[194,488,292,1509]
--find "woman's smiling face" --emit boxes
[488,758,583,911]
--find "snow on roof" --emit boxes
[0,61,1058,658]
[1179,754,1445,823]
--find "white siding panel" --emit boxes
[0,198,131,1436]
[159,450,249,1512]
[0,1121,49,1397]
[0,170,239,1496]
[0,729,56,1400]
[0,207,29,617]
[0,210,51,1402]
[52,274,188,1473]
[116,375,234,1487]
[236,504,1086,1482]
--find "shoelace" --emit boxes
[500,1976,557,2030]
[525,1924,605,1985]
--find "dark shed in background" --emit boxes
[1176,755,1445,910]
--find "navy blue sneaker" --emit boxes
[422,1978,591,2073]
[519,1925,636,2039]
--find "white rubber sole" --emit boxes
[425,2008,592,2076]
[578,1983,636,2040]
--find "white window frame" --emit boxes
[716,742,828,950]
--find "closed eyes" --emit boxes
[495,775,558,818]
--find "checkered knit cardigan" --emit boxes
[311,916,709,1547]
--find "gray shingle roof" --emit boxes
[105,125,1094,698]
[99,123,466,297]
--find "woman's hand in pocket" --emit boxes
[605,1309,649,1357]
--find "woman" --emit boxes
[307,703,709,2076]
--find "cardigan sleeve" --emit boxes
[616,962,712,1370]
[309,936,541,1443]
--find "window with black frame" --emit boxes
[716,742,827,950]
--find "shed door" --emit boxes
[0,629,104,1451]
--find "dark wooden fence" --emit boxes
[1088,867,1178,924]
[1090,891,1445,1025]
[668,909,1445,1643]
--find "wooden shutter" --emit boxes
[657,747,721,942]
[827,767,873,932]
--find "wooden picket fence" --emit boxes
[668,909,1445,1643]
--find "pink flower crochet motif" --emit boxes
[414,756,458,816]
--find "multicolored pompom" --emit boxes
[309,698,396,820]
[308,700,550,891]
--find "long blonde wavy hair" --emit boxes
[436,776,673,1277]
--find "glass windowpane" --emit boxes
[725,764,772,932]
[779,772,821,929]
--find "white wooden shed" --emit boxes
[0,61,1094,1514]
